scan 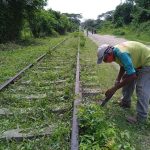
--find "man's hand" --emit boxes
[105,86,118,98]
[114,80,120,86]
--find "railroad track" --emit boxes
[0,37,82,149]
[0,39,67,91]
[0,35,102,149]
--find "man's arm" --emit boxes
[115,73,137,89]
[115,66,125,84]
[105,52,137,98]
[105,73,137,98]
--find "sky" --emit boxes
[45,0,125,21]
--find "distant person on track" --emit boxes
[86,29,88,37]
[97,41,150,124]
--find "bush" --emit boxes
[72,31,80,37]
[113,29,125,35]
[0,42,21,51]
[78,104,135,150]
[71,32,86,47]
[80,35,86,47]
[51,29,59,37]
[137,21,150,34]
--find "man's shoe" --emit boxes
[119,101,131,108]
[126,116,146,124]
[126,116,137,124]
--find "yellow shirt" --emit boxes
[115,41,150,68]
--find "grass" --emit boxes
[0,32,149,149]
[0,36,66,84]
[78,36,150,149]
[98,23,150,45]
[0,36,78,149]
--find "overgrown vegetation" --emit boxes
[78,105,135,149]
[79,36,150,149]
[0,36,78,149]
[0,0,81,43]
[0,36,66,84]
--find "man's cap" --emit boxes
[97,44,109,64]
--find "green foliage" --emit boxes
[95,1,150,42]
[71,32,86,47]
[0,0,48,43]
[0,42,21,51]
[83,19,95,29]
[0,0,25,43]
[51,29,59,37]
[134,0,150,9]
[112,29,125,36]
[113,3,133,27]
[0,36,78,149]
[131,21,150,33]
[80,37,86,47]
[64,13,81,27]
[127,21,150,42]
[79,36,150,150]
[0,0,79,43]
[137,21,150,34]
[62,13,81,32]
[78,104,135,150]
[0,36,65,83]
[80,33,86,47]
[72,32,80,37]
[97,21,114,34]
[81,0,149,43]
[27,9,57,38]
[132,6,150,23]
[26,8,74,38]
[98,10,114,21]
[56,15,70,35]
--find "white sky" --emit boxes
[45,0,125,21]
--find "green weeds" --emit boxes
[78,104,135,150]
[0,36,78,149]
[79,36,150,150]
[0,36,66,84]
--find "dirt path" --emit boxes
[88,32,150,47]
[88,32,127,46]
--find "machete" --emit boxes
[99,95,112,107]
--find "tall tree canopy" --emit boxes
[0,0,80,43]
[113,3,133,26]
[134,0,150,9]
[0,0,47,42]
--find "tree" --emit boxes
[83,19,95,29]
[0,0,25,42]
[113,3,133,27]
[48,10,69,35]
[97,11,114,21]
[25,0,47,37]
[131,0,150,23]
[0,0,47,43]
[63,13,81,32]
[134,0,150,9]
[0,0,83,43]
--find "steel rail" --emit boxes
[0,38,67,91]
[71,37,81,150]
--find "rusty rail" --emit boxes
[0,38,67,91]
[71,37,81,150]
